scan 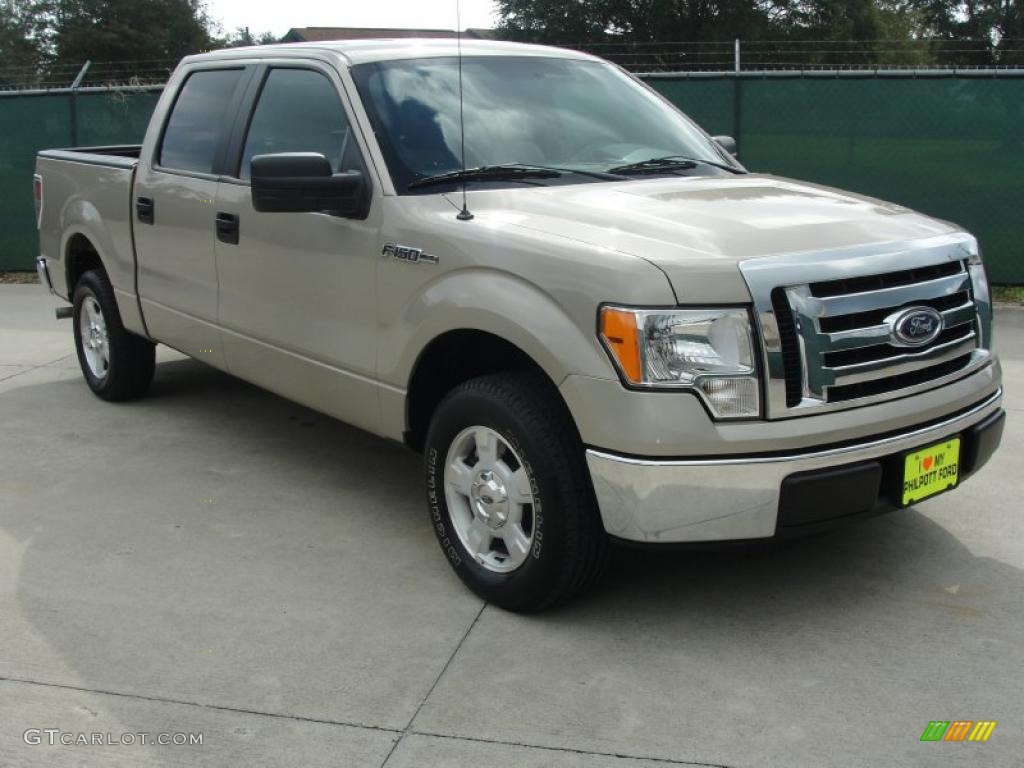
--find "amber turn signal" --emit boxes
[600,307,643,383]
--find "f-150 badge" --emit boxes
[382,243,439,265]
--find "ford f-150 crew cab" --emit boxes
[34,39,1004,611]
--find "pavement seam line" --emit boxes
[411,729,736,767]
[0,367,34,383]
[0,675,401,734]
[0,353,76,384]
[379,601,488,767]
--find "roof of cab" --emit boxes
[183,38,600,67]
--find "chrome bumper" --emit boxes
[586,389,1003,543]
[36,256,55,295]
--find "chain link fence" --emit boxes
[573,38,1024,72]
[0,59,179,91]
[0,60,1021,283]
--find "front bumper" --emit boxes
[586,389,1004,543]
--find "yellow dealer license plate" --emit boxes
[902,437,961,506]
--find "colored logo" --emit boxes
[920,720,997,742]
[889,306,943,347]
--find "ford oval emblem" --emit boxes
[889,306,943,347]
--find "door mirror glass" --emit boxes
[250,152,368,217]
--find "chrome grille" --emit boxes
[739,234,993,418]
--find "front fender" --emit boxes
[372,193,678,441]
[380,267,614,391]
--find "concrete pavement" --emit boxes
[1,283,1021,767]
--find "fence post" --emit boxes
[733,77,743,156]
[732,40,743,155]
[68,60,91,147]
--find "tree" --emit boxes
[216,25,278,48]
[914,0,1024,64]
[766,0,936,65]
[0,0,280,88]
[494,0,1017,66]
[496,0,778,44]
[0,0,49,84]
[994,0,1023,65]
[49,0,213,69]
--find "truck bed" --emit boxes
[37,145,141,170]
[35,147,141,310]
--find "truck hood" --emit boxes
[456,174,960,302]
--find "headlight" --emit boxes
[966,238,992,348]
[600,306,760,418]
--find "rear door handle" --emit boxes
[136,197,154,224]
[215,212,239,245]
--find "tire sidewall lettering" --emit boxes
[426,446,461,566]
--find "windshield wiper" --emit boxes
[606,155,744,176]
[408,165,562,190]
[512,164,626,181]
[407,163,626,191]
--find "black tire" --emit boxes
[424,372,608,612]
[72,269,155,401]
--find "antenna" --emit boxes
[455,0,473,221]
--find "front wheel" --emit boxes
[72,269,155,401]
[424,373,608,612]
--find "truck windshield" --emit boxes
[350,56,733,194]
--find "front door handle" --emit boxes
[136,197,154,224]
[215,212,239,245]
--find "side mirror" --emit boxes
[250,152,368,217]
[712,135,738,156]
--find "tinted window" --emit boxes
[160,69,243,173]
[240,69,354,180]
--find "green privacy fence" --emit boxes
[647,71,1024,283]
[0,87,162,270]
[1,74,1021,282]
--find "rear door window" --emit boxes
[159,69,244,174]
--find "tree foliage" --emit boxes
[495,0,924,42]
[0,0,278,87]
[0,0,49,76]
[918,0,1024,63]
[45,0,212,67]
[496,0,1021,65]
[218,26,278,48]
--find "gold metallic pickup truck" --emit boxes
[34,39,1004,611]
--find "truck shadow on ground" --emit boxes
[12,355,1020,620]
[15,354,1023,621]
[2,355,1021,767]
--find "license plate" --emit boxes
[902,437,961,505]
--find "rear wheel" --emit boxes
[72,269,155,401]
[424,372,608,612]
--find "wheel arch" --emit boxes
[404,329,580,453]
[65,232,106,295]
[61,220,148,337]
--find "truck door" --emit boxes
[213,63,382,433]
[134,65,250,367]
